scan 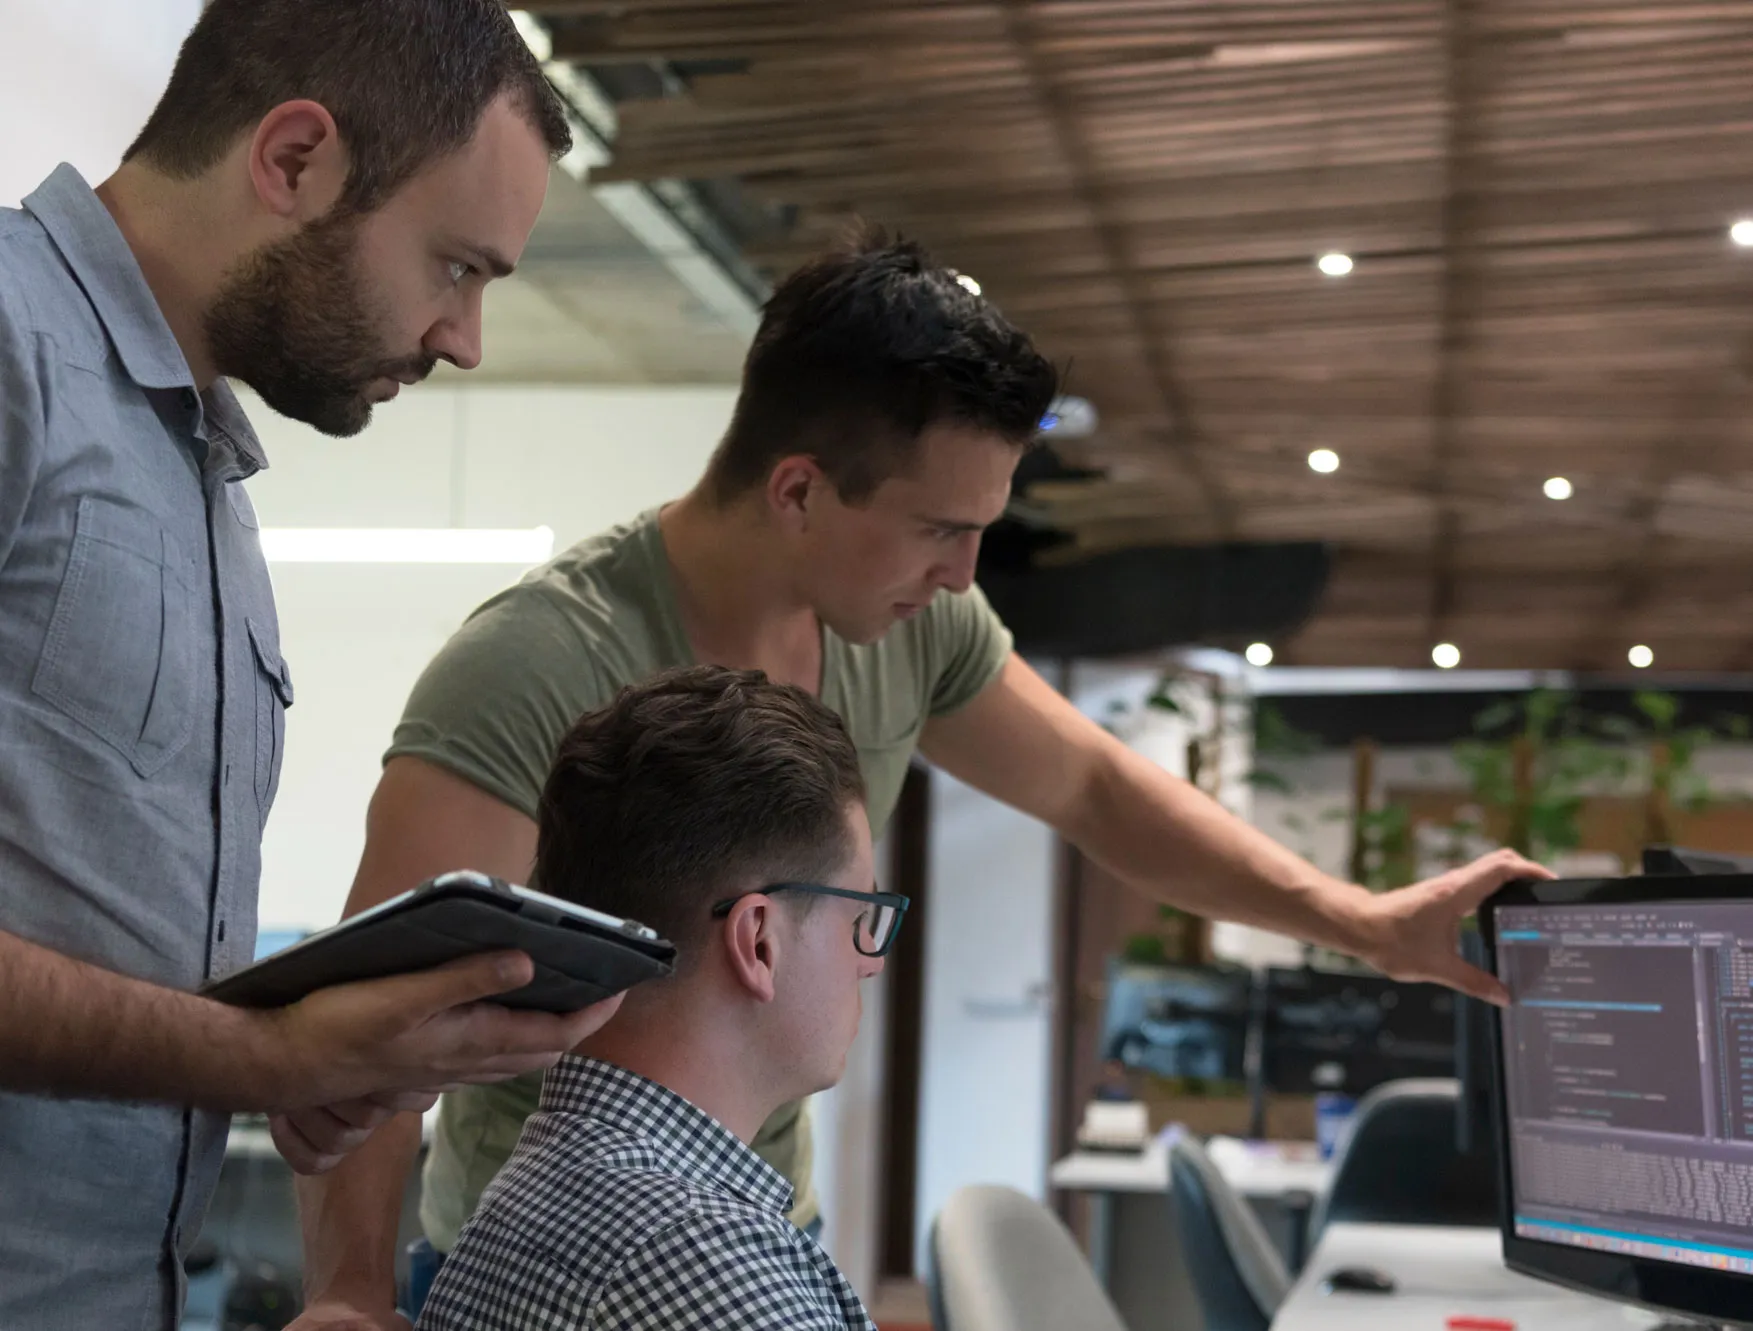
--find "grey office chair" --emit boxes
[1168,1136,1293,1331]
[1308,1077,1499,1244]
[927,1185,1128,1331]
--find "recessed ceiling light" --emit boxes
[1317,252,1354,277]
[1629,644,1654,669]
[1731,220,1753,248]
[1543,476,1573,501]
[1308,448,1340,474]
[1432,642,1461,670]
[954,272,983,295]
[1245,642,1275,667]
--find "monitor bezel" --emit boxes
[1482,874,1753,1327]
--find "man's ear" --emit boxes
[246,99,348,223]
[722,895,781,1003]
[765,456,828,533]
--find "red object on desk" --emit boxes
[1446,1318,1516,1331]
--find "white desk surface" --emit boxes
[1050,1136,1331,1200]
[1051,1138,1170,1193]
[1272,1223,1669,1331]
[1205,1135,1331,1199]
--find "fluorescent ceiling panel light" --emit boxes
[259,527,556,565]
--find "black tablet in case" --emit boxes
[204,871,676,1012]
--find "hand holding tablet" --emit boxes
[207,871,675,1012]
[201,872,675,1171]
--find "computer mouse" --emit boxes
[1322,1265,1397,1294]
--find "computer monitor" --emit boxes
[1642,845,1753,877]
[1454,928,1498,1162]
[1100,959,1251,1084]
[1483,874,1753,1326]
[1257,965,1458,1097]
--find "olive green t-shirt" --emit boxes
[391,509,1012,1250]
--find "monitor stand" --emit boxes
[1243,970,1267,1139]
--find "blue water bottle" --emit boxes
[1314,1092,1358,1159]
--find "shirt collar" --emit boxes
[24,163,269,476]
[203,379,269,477]
[542,1056,795,1217]
[25,163,195,392]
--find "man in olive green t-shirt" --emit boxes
[291,229,1544,1331]
[388,505,1011,1250]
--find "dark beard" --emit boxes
[204,209,436,438]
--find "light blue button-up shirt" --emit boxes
[0,164,292,1329]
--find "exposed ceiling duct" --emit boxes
[510,11,767,339]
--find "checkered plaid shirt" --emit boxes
[416,1056,876,1331]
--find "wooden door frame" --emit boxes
[875,761,932,1277]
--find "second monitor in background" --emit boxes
[1257,965,1458,1099]
[1641,844,1753,877]
[1102,959,1253,1085]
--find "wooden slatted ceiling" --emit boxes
[522,0,1753,671]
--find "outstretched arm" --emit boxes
[921,655,1547,1002]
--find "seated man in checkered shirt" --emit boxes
[418,665,897,1331]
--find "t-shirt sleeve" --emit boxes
[924,581,1014,718]
[386,587,613,820]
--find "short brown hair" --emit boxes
[536,667,867,953]
[125,0,570,215]
[705,225,1059,504]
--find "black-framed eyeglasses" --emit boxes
[710,883,912,958]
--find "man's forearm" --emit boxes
[295,1111,423,1305]
[0,927,289,1109]
[1066,745,1386,959]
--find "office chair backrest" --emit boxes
[1168,1135,1293,1331]
[927,1185,1128,1331]
[1310,1077,1498,1242]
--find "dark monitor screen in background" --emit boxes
[1642,845,1753,877]
[1489,879,1753,1324]
[1260,965,1457,1098]
[1101,960,1252,1084]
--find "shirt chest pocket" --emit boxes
[247,618,293,821]
[32,496,194,777]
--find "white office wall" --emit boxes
[905,664,1131,1269]
[912,767,1057,1268]
[241,383,737,930]
[1,1,200,206]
